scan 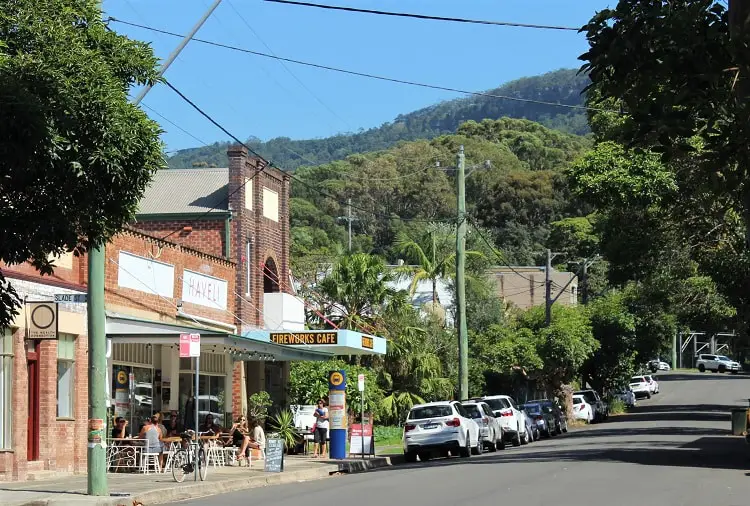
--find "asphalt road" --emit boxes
[173,372,750,506]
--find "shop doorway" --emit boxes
[111,365,154,431]
[27,341,40,461]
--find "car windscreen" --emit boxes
[631,377,645,383]
[462,405,482,419]
[524,403,542,414]
[408,406,453,420]
[579,392,596,403]
[573,397,585,404]
[484,398,510,411]
[717,356,730,361]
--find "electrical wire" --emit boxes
[108,17,611,113]
[226,0,352,131]
[141,102,210,147]
[263,0,581,31]
[468,218,539,283]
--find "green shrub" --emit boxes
[374,425,403,446]
[608,398,626,415]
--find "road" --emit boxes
[172,372,750,506]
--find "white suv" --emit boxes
[403,401,480,462]
[696,354,742,374]
[480,395,527,446]
[630,376,652,399]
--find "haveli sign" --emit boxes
[270,332,338,346]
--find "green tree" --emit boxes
[0,0,163,326]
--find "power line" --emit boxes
[468,218,538,283]
[108,17,610,113]
[264,0,581,31]
[226,0,352,131]
[141,102,209,147]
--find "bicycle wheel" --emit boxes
[197,448,208,481]
[171,449,188,483]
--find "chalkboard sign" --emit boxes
[264,438,285,473]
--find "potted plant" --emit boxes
[269,410,299,453]
[248,391,272,423]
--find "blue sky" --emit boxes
[102,0,611,152]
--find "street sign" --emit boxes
[179,333,201,358]
[357,373,365,392]
[54,293,87,303]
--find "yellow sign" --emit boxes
[117,371,127,385]
[271,332,338,346]
[361,336,374,349]
[329,371,344,386]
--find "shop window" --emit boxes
[0,329,12,449]
[57,334,76,418]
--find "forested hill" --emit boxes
[167,68,589,170]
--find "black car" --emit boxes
[522,402,554,437]
[527,399,568,435]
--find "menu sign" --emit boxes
[264,438,285,473]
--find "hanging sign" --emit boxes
[25,301,58,340]
[357,373,365,392]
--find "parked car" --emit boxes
[461,401,505,451]
[648,359,671,372]
[521,407,540,442]
[480,395,528,446]
[522,401,555,437]
[696,354,742,374]
[529,399,568,434]
[629,376,652,399]
[613,387,637,408]
[572,394,594,423]
[644,374,660,394]
[403,401,481,462]
[574,389,608,422]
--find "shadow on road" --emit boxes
[563,426,727,439]
[655,373,749,382]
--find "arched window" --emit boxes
[263,258,280,293]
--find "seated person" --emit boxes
[199,414,222,435]
[111,417,130,439]
[248,416,266,452]
[166,410,183,437]
[229,416,251,463]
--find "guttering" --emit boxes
[136,211,232,221]
[176,310,237,333]
[224,215,232,259]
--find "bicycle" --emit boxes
[171,430,209,483]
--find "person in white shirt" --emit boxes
[248,416,266,451]
[312,399,329,458]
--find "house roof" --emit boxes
[137,168,230,215]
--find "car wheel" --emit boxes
[441,450,451,458]
[534,428,540,441]
[646,392,651,399]
[698,364,705,372]
[512,430,521,446]
[404,450,417,463]
[562,420,568,433]
[521,428,529,445]
[718,365,726,374]
[488,434,498,452]
[418,452,432,461]
[472,438,483,455]
[496,436,506,451]
[459,436,471,458]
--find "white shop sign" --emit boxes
[182,269,228,310]
[117,251,174,298]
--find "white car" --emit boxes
[480,395,528,446]
[696,354,742,374]
[403,401,481,461]
[461,401,505,451]
[572,395,594,423]
[644,374,660,394]
[630,376,652,399]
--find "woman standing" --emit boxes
[312,399,329,458]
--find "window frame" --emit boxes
[56,334,76,420]
[0,329,14,449]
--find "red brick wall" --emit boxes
[0,254,84,287]
[132,219,227,259]
[104,229,237,325]
[0,329,87,481]
[227,145,291,332]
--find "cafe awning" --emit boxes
[242,328,387,356]
[105,313,333,362]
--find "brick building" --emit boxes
[488,266,578,309]
[0,145,385,481]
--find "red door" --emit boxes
[27,342,40,461]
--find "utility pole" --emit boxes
[87,2,222,496]
[545,249,552,326]
[337,198,357,251]
[456,145,468,400]
[581,261,589,305]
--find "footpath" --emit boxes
[0,455,402,506]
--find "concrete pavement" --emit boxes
[170,372,750,506]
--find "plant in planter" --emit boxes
[269,409,298,452]
[248,391,272,423]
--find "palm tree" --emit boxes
[394,223,485,305]
[317,253,405,331]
